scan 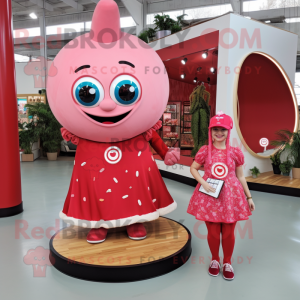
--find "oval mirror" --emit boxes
[234,52,299,158]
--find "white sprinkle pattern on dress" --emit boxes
[152,156,154,161]
[113,178,118,183]
[138,200,142,206]
[125,170,128,173]
[81,162,86,166]
[152,199,156,203]
[76,179,78,182]
[136,171,139,177]
[129,186,132,189]
[71,194,74,197]
[106,189,111,193]
[100,168,105,172]
[138,151,141,156]
[83,197,86,201]
[122,195,128,199]
[74,161,75,165]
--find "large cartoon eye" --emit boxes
[110,75,141,106]
[73,77,104,107]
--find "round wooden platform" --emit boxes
[49,217,192,282]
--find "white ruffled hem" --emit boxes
[59,201,177,229]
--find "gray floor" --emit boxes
[1,160,300,300]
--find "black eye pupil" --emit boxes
[119,84,135,101]
[79,86,96,103]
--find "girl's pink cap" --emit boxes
[208,111,233,166]
[209,110,233,130]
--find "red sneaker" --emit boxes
[208,260,220,277]
[126,223,147,240]
[223,263,235,280]
[87,228,108,244]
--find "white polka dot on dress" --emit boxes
[136,171,139,177]
[81,162,86,166]
[106,189,111,193]
[138,200,142,206]
[122,195,128,199]
[83,197,86,201]
[113,178,118,183]
[138,151,141,156]
[152,199,156,203]
[100,168,105,173]
[71,194,74,197]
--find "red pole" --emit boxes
[0,0,23,217]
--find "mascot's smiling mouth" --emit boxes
[85,110,132,124]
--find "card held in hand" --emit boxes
[199,178,225,199]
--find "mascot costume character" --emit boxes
[47,0,180,243]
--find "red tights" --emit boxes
[205,221,237,264]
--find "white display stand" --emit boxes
[151,12,298,179]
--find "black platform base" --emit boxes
[0,202,23,218]
[49,218,192,282]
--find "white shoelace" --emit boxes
[209,260,220,269]
[223,263,234,273]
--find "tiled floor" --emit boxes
[1,160,300,299]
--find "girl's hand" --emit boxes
[202,181,216,193]
[248,198,255,211]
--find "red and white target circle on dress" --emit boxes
[211,162,228,179]
[104,146,122,164]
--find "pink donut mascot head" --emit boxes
[47,0,179,243]
[47,0,169,142]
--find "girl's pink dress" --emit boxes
[187,144,252,223]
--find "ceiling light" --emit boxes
[181,58,188,65]
[265,20,271,23]
[29,12,37,19]
[193,77,197,83]
[181,73,185,79]
[202,52,208,59]
[210,67,215,73]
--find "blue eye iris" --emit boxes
[114,80,139,105]
[75,81,100,107]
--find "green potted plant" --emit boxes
[138,30,149,43]
[25,89,62,161]
[171,14,187,34]
[279,159,293,176]
[249,166,260,178]
[153,13,175,39]
[269,148,283,174]
[147,27,157,42]
[270,129,300,179]
[18,121,38,162]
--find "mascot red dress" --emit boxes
[47,0,180,243]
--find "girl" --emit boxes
[187,111,255,280]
